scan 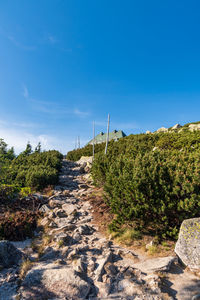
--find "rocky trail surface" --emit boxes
[1,159,200,299]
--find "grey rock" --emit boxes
[156,127,168,133]
[189,124,200,132]
[118,279,141,295]
[95,251,113,281]
[55,233,72,246]
[55,209,68,218]
[49,224,76,235]
[134,256,176,273]
[175,218,200,270]
[49,199,65,208]
[171,123,182,130]
[62,203,77,215]
[72,257,86,273]
[104,262,117,276]
[192,295,200,300]
[54,217,73,228]
[0,241,24,268]
[48,221,58,228]
[73,232,82,242]
[39,204,51,214]
[78,224,94,235]
[20,262,91,299]
[40,248,60,261]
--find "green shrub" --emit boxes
[0,184,20,203]
[91,128,200,239]
[25,166,58,190]
[20,187,32,198]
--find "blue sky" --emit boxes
[0,0,200,153]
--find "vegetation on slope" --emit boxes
[67,126,200,240]
[0,139,63,240]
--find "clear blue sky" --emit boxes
[0,0,200,153]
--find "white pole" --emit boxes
[78,136,80,149]
[93,121,95,161]
[105,114,110,155]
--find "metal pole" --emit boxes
[78,136,80,149]
[93,121,95,161]
[105,114,110,155]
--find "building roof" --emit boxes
[87,130,126,145]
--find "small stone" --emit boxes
[72,258,85,273]
[104,263,117,276]
[78,225,94,235]
[73,232,82,242]
[68,249,78,260]
[56,209,68,218]
[55,233,72,246]
[62,190,70,196]
[49,199,65,208]
[39,204,51,214]
[48,221,58,228]
[62,203,77,215]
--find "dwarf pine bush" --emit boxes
[89,129,200,239]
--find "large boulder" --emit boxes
[175,218,200,270]
[189,123,200,131]
[171,124,182,130]
[77,156,93,165]
[19,262,91,299]
[156,127,168,133]
[77,156,93,172]
[0,240,24,268]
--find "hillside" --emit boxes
[67,121,200,240]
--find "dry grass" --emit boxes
[30,234,53,258]
[147,245,160,256]
[19,259,33,279]
[110,228,142,246]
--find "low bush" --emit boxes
[90,127,200,239]
[66,143,106,161]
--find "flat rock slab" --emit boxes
[175,218,200,270]
[19,262,91,299]
[134,256,176,273]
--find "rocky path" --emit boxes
[1,159,200,299]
